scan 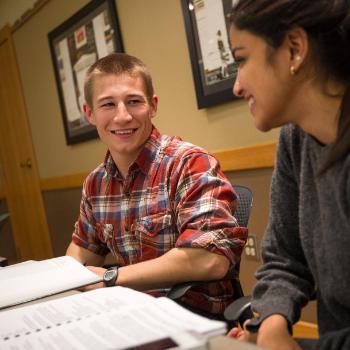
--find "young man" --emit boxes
[66,53,247,318]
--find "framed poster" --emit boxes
[48,0,124,145]
[181,0,239,109]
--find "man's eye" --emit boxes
[128,99,141,105]
[101,102,114,108]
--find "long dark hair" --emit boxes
[231,0,350,172]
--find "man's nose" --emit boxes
[114,103,132,121]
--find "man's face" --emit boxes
[85,73,157,165]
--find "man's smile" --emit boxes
[110,128,137,135]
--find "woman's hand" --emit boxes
[227,315,301,350]
[256,315,301,350]
[227,325,257,342]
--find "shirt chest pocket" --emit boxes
[132,212,177,259]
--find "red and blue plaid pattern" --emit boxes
[73,127,247,314]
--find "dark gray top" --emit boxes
[252,124,350,349]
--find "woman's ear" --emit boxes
[285,26,309,73]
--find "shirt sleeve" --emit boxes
[172,150,248,264]
[251,125,315,326]
[72,177,109,256]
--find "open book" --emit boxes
[0,256,102,309]
[0,286,227,350]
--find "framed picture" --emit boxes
[181,0,239,109]
[48,0,124,145]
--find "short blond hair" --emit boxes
[84,53,154,108]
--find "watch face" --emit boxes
[103,267,118,287]
[104,270,116,281]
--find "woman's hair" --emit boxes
[230,0,350,172]
[84,53,154,108]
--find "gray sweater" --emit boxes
[252,124,350,349]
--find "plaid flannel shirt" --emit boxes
[73,127,247,314]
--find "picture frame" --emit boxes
[48,0,124,145]
[181,0,239,109]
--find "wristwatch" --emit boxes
[103,266,118,287]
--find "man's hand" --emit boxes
[82,266,107,291]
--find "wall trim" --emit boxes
[214,142,276,172]
[0,142,276,198]
[39,172,88,192]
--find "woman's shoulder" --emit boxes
[278,124,306,158]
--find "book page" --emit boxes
[156,297,226,337]
[0,256,102,309]
[0,287,226,349]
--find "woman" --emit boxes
[228,1,350,349]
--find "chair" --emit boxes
[232,185,254,228]
[0,212,10,267]
[166,185,254,322]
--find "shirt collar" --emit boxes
[134,126,163,175]
[103,151,119,178]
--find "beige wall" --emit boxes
[0,0,38,28]
[9,0,279,179]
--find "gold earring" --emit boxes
[290,66,296,76]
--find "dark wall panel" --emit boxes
[42,188,82,257]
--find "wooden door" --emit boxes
[0,25,53,261]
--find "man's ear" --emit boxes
[150,95,158,118]
[285,26,309,72]
[84,103,96,125]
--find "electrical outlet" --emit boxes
[244,234,260,260]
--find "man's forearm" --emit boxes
[115,247,230,291]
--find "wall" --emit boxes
[10,0,279,180]
[0,0,38,28]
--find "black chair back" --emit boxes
[233,185,253,228]
[229,185,253,299]
[167,185,254,305]
[223,186,255,326]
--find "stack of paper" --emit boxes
[0,286,227,349]
[0,256,102,309]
